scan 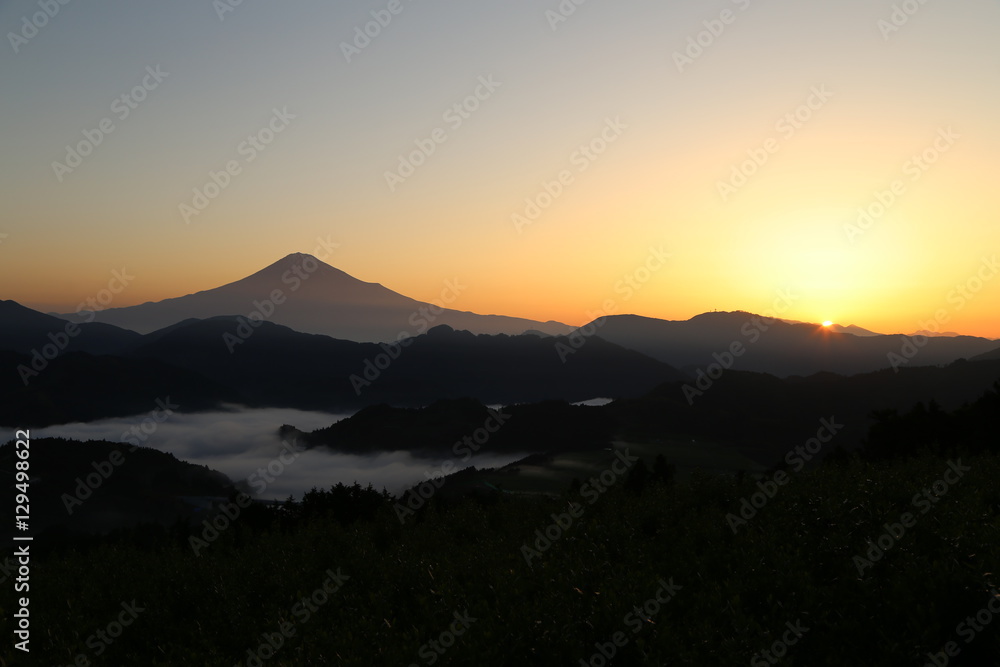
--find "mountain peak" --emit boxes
[52,257,571,341]
[283,252,319,262]
[257,252,333,273]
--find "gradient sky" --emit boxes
[2,0,999,337]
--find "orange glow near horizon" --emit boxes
[1,3,999,340]
[8,246,999,341]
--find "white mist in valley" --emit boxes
[23,407,527,499]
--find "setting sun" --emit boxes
[822,321,834,327]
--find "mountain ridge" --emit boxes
[580,310,998,377]
[0,304,687,426]
[57,253,572,342]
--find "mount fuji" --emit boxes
[58,253,571,343]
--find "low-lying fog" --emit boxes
[12,408,530,499]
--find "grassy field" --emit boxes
[7,449,1000,665]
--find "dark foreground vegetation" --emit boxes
[3,463,999,664]
[2,387,999,665]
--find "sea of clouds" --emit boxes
[6,407,526,499]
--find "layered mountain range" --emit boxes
[581,312,998,377]
[2,253,999,428]
[0,298,684,426]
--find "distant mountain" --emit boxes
[0,299,141,355]
[57,253,571,342]
[782,318,883,337]
[911,329,963,338]
[0,301,687,425]
[282,359,1000,471]
[972,346,1000,361]
[0,349,243,427]
[830,323,882,337]
[289,397,616,457]
[606,358,1000,464]
[130,319,687,412]
[583,312,998,377]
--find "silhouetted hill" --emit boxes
[133,319,687,410]
[57,253,572,341]
[291,397,616,456]
[781,318,883,336]
[0,350,243,427]
[0,437,236,544]
[130,316,367,410]
[0,299,141,355]
[585,312,997,377]
[972,345,1000,361]
[862,381,1000,459]
[607,358,1000,464]
[830,323,882,336]
[273,359,1000,475]
[0,308,687,425]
